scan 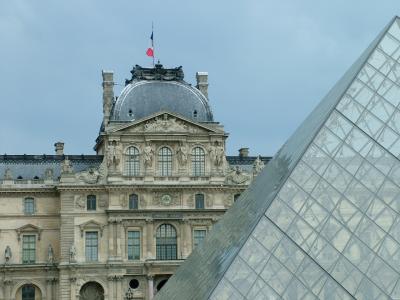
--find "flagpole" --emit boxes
[152,22,155,67]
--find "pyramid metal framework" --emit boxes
[156,17,400,299]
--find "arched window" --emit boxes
[125,146,140,176]
[156,224,177,260]
[195,193,205,209]
[129,194,139,209]
[191,147,205,176]
[22,284,35,300]
[158,147,172,176]
[87,195,96,211]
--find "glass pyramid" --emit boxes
[156,17,400,300]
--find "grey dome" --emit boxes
[111,65,213,123]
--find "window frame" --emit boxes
[127,230,141,260]
[85,231,99,262]
[191,147,206,176]
[23,197,35,215]
[21,284,36,300]
[195,193,205,209]
[22,234,36,264]
[125,146,140,176]
[156,224,177,260]
[87,195,97,211]
[158,146,173,176]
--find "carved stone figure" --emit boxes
[226,166,251,184]
[177,144,188,165]
[44,168,54,180]
[3,168,12,180]
[209,144,225,167]
[107,140,122,169]
[144,116,187,132]
[253,156,265,175]
[75,195,85,209]
[70,244,76,262]
[119,194,127,208]
[144,145,154,167]
[48,244,55,263]
[76,167,100,184]
[4,245,12,263]
[61,157,74,174]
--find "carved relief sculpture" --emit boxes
[209,144,225,167]
[144,115,188,132]
[226,166,251,184]
[107,140,122,170]
[44,168,54,180]
[75,195,85,209]
[70,244,77,262]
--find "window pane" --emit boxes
[156,224,177,260]
[158,147,172,176]
[22,285,35,300]
[85,231,98,261]
[24,198,35,215]
[129,194,139,209]
[127,231,140,260]
[193,229,207,248]
[125,146,140,176]
[192,147,205,176]
[22,235,36,264]
[87,195,96,211]
[195,194,205,209]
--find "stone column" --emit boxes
[116,218,122,260]
[115,276,123,300]
[146,219,154,259]
[46,279,53,300]
[108,218,115,261]
[4,279,12,300]
[147,275,154,300]
[70,277,77,300]
[107,276,115,300]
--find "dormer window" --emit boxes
[193,110,198,118]
[128,109,133,117]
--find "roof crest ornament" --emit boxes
[125,64,184,85]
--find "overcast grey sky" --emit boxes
[0,1,399,156]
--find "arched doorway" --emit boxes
[79,282,104,300]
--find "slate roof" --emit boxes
[155,16,398,300]
[0,155,103,180]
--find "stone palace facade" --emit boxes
[0,64,269,300]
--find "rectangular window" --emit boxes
[24,198,35,215]
[85,231,98,261]
[127,231,141,260]
[193,229,207,248]
[22,235,36,264]
[87,195,96,211]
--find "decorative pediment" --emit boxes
[79,220,105,237]
[16,224,42,241]
[109,112,221,134]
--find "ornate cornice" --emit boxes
[126,64,184,83]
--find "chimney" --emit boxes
[196,72,209,99]
[239,148,249,158]
[102,70,114,127]
[54,142,64,155]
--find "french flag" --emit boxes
[146,31,154,57]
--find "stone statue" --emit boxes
[3,168,12,180]
[44,168,54,180]
[61,157,73,174]
[4,246,12,263]
[144,145,154,167]
[177,144,188,165]
[253,156,265,175]
[47,244,55,263]
[69,244,76,262]
[226,166,251,184]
